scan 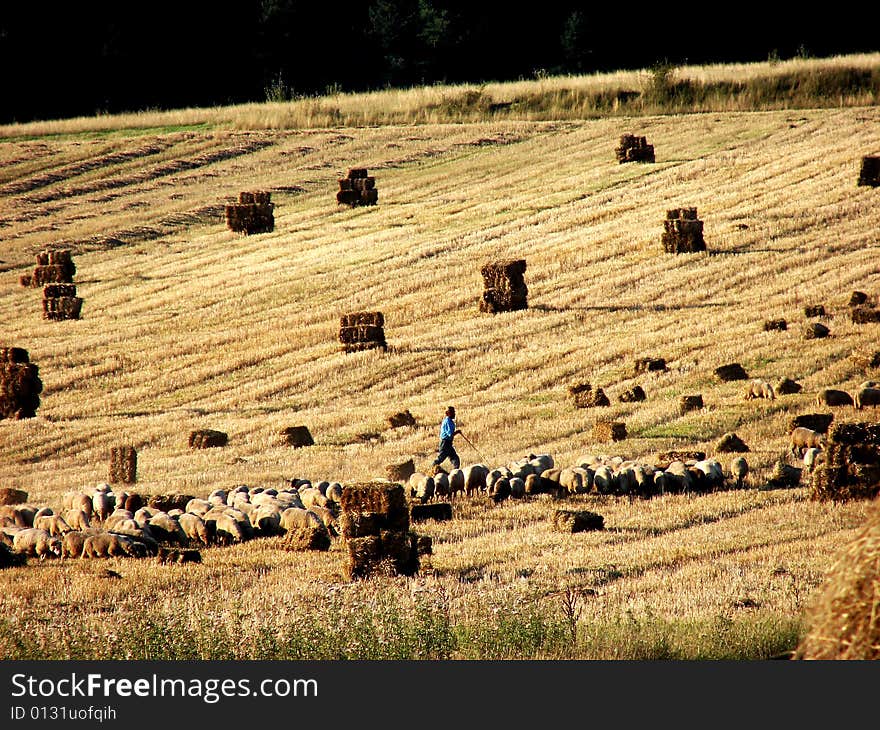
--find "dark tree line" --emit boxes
[1,1,875,124]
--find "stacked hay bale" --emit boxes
[0,347,42,420]
[339,482,419,580]
[615,134,655,163]
[225,191,274,234]
[188,429,228,449]
[19,249,76,288]
[857,155,880,187]
[42,283,83,321]
[19,250,83,320]
[339,312,387,353]
[109,445,137,484]
[280,426,314,447]
[569,382,609,408]
[337,168,379,207]
[810,422,880,502]
[661,207,706,253]
[479,259,528,313]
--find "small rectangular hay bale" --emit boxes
[634,357,667,374]
[281,525,331,551]
[553,509,604,533]
[280,425,314,448]
[850,306,880,324]
[338,511,383,539]
[715,363,749,381]
[804,304,826,318]
[593,420,627,442]
[679,394,703,414]
[0,487,28,506]
[340,312,384,328]
[340,482,409,527]
[188,429,228,449]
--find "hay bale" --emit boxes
[804,322,830,339]
[0,542,27,569]
[715,432,749,453]
[715,363,749,381]
[763,319,787,332]
[634,357,667,374]
[156,547,203,565]
[615,134,655,164]
[188,429,228,449]
[340,482,409,531]
[341,312,384,328]
[411,532,433,556]
[148,494,196,513]
[42,296,84,320]
[849,291,870,307]
[656,450,705,465]
[19,274,32,287]
[342,536,383,580]
[280,426,314,448]
[592,421,627,442]
[479,286,528,313]
[850,306,880,324]
[338,511,383,539]
[804,304,826,318]
[797,502,880,659]
[662,209,705,253]
[767,460,802,488]
[280,525,331,551]
[338,324,386,345]
[410,503,453,522]
[43,283,76,298]
[387,409,416,428]
[385,459,415,483]
[0,348,29,364]
[776,377,803,395]
[789,413,834,434]
[679,394,703,415]
[569,382,610,408]
[347,168,368,179]
[618,385,646,403]
[0,354,43,420]
[0,488,28,506]
[553,509,604,533]
[109,445,137,484]
[857,155,880,187]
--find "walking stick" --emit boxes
[458,432,488,464]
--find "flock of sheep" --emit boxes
[0,447,759,566]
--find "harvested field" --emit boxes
[2,95,880,660]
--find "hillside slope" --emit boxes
[2,109,879,501]
[2,106,880,658]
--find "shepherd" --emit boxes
[432,405,462,470]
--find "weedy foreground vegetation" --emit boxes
[0,54,878,659]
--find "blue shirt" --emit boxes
[439,416,456,440]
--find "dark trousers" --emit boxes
[433,437,460,469]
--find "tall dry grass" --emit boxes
[1,53,878,139]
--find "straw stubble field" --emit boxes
[1,100,879,658]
